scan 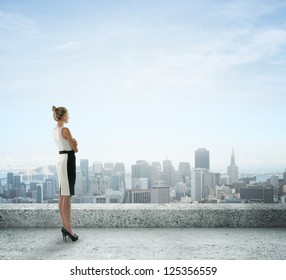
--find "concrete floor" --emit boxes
[0,227,285,260]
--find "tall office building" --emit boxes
[104,162,114,170]
[114,162,126,189]
[178,162,191,183]
[114,162,125,174]
[93,161,103,176]
[195,148,210,170]
[191,169,204,202]
[227,148,239,185]
[163,159,172,170]
[7,172,14,188]
[80,159,89,194]
[150,162,162,186]
[131,160,150,188]
[110,174,123,191]
[36,184,43,203]
[45,179,56,199]
[132,178,148,190]
[13,175,21,189]
[204,171,216,194]
[270,175,279,196]
[75,169,84,196]
[162,164,176,187]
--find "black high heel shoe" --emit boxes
[61,227,67,241]
[62,227,79,242]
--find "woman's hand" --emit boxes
[62,128,78,153]
[72,138,78,153]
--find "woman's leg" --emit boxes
[62,195,74,234]
[59,195,65,227]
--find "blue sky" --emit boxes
[1,0,286,173]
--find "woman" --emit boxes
[52,106,79,242]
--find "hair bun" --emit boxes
[52,106,57,112]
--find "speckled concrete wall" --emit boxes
[0,203,286,228]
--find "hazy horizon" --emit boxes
[1,0,286,173]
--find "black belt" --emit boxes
[59,150,74,154]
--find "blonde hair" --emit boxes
[52,106,67,121]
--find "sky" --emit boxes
[1,0,286,174]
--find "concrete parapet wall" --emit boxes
[0,204,286,228]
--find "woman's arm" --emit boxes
[62,127,78,153]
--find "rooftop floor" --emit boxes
[1,227,286,260]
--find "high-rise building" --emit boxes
[131,160,150,188]
[13,175,21,189]
[204,171,216,195]
[195,148,210,170]
[104,162,114,172]
[114,162,125,174]
[191,169,204,201]
[45,179,56,199]
[80,159,89,194]
[75,169,84,196]
[114,162,126,189]
[162,164,176,187]
[178,162,191,183]
[270,175,279,196]
[110,174,122,191]
[93,161,103,176]
[132,178,148,190]
[36,184,43,203]
[227,148,239,185]
[7,172,14,188]
[163,159,172,170]
[150,162,162,186]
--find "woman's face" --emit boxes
[62,112,69,123]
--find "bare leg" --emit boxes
[62,196,74,234]
[58,195,65,227]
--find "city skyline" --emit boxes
[1,150,284,178]
[1,1,286,173]
[2,151,285,205]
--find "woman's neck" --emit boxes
[57,121,64,127]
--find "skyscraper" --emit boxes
[7,172,14,187]
[114,162,125,174]
[114,162,126,189]
[179,162,191,183]
[195,148,210,170]
[191,169,204,201]
[227,148,239,185]
[162,164,176,187]
[80,159,89,194]
[110,174,123,191]
[93,161,103,176]
[36,184,43,203]
[150,162,162,186]
[131,160,150,189]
